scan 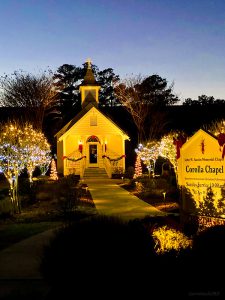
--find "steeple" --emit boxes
[79,59,100,108]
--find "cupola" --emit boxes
[79,58,100,108]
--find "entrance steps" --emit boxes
[83,168,109,178]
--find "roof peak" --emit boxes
[81,58,99,86]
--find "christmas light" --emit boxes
[50,158,58,180]
[159,133,178,173]
[134,154,142,178]
[135,140,160,176]
[0,122,51,213]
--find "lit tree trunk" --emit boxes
[6,173,20,214]
[27,163,35,186]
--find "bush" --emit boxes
[51,175,81,217]
[181,214,199,236]
[125,166,134,179]
[192,225,225,262]
[0,188,9,201]
[0,199,13,217]
[41,215,156,297]
[18,178,39,205]
[187,225,225,294]
[152,225,192,254]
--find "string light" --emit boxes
[159,134,177,172]
[135,141,160,176]
[50,158,58,180]
[0,122,51,212]
[133,154,142,178]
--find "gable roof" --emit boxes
[181,129,218,153]
[55,103,130,140]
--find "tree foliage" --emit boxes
[53,63,120,123]
[183,95,225,106]
[0,121,51,213]
[114,74,179,142]
[114,75,149,142]
[0,70,60,130]
[140,75,179,106]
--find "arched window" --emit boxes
[87,135,100,143]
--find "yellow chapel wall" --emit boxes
[63,134,83,176]
[106,135,125,172]
[59,107,128,175]
[57,140,64,175]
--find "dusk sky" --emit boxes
[0,0,225,102]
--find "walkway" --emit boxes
[0,229,56,299]
[83,178,165,220]
[0,179,165,299]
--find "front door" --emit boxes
[89,144,98,167]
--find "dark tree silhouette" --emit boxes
[98,68,120,107]
[140,74,179,106]
[114,74,179,142]
[183,95,225,106]
[53,63,120,123]
[0,70,60,130]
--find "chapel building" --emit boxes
[55,60,129,178]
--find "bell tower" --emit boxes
[79,59,100,108]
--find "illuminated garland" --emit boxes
[102,154,126,162]
[63,155,86,162]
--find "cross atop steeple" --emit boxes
[86,58,92,69]
[80,59,100,108]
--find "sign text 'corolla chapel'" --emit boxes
[178,129,225,217]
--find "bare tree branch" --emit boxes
[114,75,149,143]
[0,70,60,130]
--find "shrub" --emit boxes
[0,199,13,217]
[192,225,225,262]
[0,188,9,201]
[187,225,225,293]
[52,175,80,217]
[152,225,192,254]
[125,166,134,179]
[41,215,156,297]
[18,178,39,204]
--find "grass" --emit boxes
[118,180,180,214]
[0,221,61,251]
[0,175,96,250]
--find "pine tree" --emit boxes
[50,158,58,180]
[199,187,215,217]
[134,154,142,178]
